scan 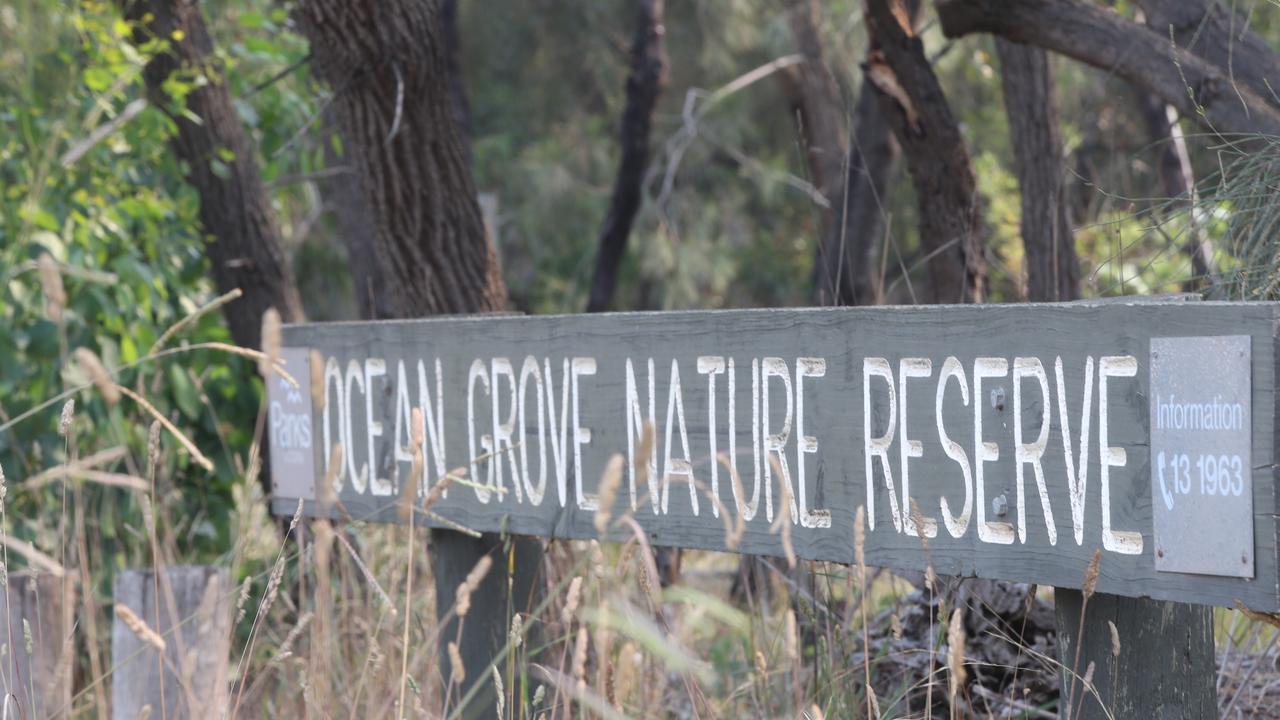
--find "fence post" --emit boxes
[1054,589,1215,718]
[111,566,232,720]
[0,571,74,719]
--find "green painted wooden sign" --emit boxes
[267,301,1280,611]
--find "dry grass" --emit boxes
[0,293,1274,719]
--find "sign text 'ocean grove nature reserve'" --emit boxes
[267,302,1280,610]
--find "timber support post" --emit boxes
[1055,589,1216,718]
[0,571,74,719]
[111,565,232,720]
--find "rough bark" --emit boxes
[1136,0,1279,110]
[863,0,986,304]
[441,0,472,157]
[994,39,1079,302]
[293,3,540,717]
[937,0,1280,138]
[585,0,667,313]
[129,0,304,350]
[295,0,506,321]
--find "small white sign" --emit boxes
[268,347,316,501]
[1150,336,1253,578]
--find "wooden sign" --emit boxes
[268,302,1280,611]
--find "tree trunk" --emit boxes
[441,0,472,154]
[863,0,986,304]
[293,2,542,717]
[780,0,848,307]
[128,0,304,350]
[808,0,919,308]
[936,0,1280,138]
[994,39,1079,302]
[295,0,505,320]
[585,0,667,313]
[1135,92,1216,289]
[777,0,880,308]
[815,72,904,306]
[1135,0,1279,110]
[318,113,377,319]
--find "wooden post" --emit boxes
[111,566,232,720]
[0,572,74,719]
[432,531,543,720]
[1055,589,1215,718]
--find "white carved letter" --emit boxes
[862,358,900,532]
[974,357,1013,544]
[936,357,972,538]
[1100,355,1142,554]
[1013,357,1055,545]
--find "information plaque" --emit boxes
[1150,336,1253,578]
[267,347,317,501]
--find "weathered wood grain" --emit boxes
[272,302,1280,610]
[1055,589,1215,719]
[0,572,74,719]
[111,566,231,720]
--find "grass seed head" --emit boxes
[589,540,605,580]
[455,555,493,618]
[867,682,882,719]
[946,608,966,700]
[594,453,623,535]
[74,347,120,405]
[115,603,166,652]
[492,665,505,719]
[509,612,523,649]
[259,308,282,378]
[309,350,325,409]
[1083,549,1101,600]
[235,576,252,625]
[562,575,583,627]
[448,641,465,685]
[38,254,66,322]
[571,626,589,688]
[58,399,74,436]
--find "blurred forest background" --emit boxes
[5,0,1276,553]
[1,0,1280,717]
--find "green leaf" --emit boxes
[238,11,265,29]
[84,67,113,92]
[120,334,138,364]
[30,209,59,232]
[169,364,201,420]
[244,37,273,55]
